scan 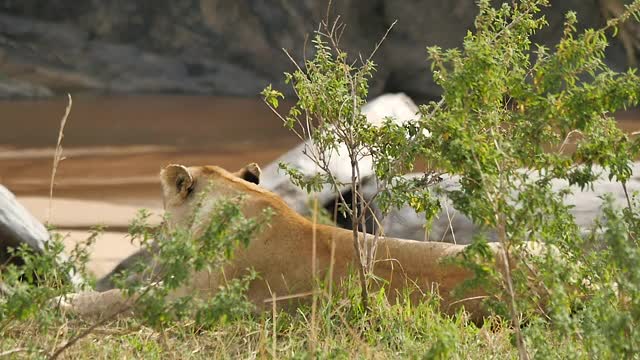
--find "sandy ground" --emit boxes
[2,95,640,279]
[17,197,163,278]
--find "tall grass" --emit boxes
[47,94,72,225]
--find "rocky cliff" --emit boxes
[0,0,633,100]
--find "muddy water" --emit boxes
[0,95,298,206]
[1,95,639,207]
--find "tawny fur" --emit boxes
[59,163,539,322]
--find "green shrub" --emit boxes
[264,0,640,357]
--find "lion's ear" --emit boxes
[236,163,261,185]
[160,164,194,199]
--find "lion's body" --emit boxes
[61,164,526,321]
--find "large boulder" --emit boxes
[378,164,640,244]
[0,1,632,99]
[0,185,82,286]
[0,184,49,263]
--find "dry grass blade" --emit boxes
[0,347,37,357]
[262,291,314,304]
[47,94,73,224]
[310,196,318,355]
[271,290,277,358]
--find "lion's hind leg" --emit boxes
[54,289,135,319]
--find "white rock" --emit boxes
[379,163,640,244]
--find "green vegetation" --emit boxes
[265,0,640,357]
[3,0,640,358]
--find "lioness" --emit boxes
[61,163,542,322]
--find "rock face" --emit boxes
[0,1,631,99]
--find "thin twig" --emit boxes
[557,129,583,154]
[262,291,314,304]
[447,295,491,307]
[367,20,397,63]
[443,202,457,244]
[622,181,633,211]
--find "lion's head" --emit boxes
[159,163,263,231]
